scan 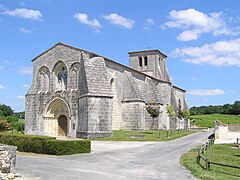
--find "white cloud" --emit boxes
[103,13,134,29]
[20,84,30,88]
[74,13,101,31]
[143,18,155,30]
[16,95,25,99]
[0,84,5,90]
[187,89,225,96]
[16,67,32,75]
[164,8,237,41]
[0,66,4,70]
[146,18,154,25]
[191,77,199,80]
[3,8,42,20]
[171,38,240,67]
[19,27,31,33]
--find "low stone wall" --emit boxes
[215,121,240,144]
[0,144,16,173]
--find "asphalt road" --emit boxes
[16,131,210,180]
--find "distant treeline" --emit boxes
[0,104,25,118]
[189,101,240,115]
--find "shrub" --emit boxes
[44,140,91,155]
[166,105,176,118]
[5,116,18,124]
[0,120,10,131]
[11,119,24,132]
[0,133,91,155]
[0,133,55,153]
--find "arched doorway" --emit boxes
[58,115,67,136]
[44,98,70,137]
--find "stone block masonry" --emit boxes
[0,144,16,173]
[25,42,189,139]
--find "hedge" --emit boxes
[0,133,91,155]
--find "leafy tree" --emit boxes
[14,111,25,119]
[182,110,190,119]
[12,119,24,132]
[0,104,14,117]
[189,101,240,115]
[146,104,161,132]
[177,99,183,119]
[231,101,240,115]
[166,105,176,118]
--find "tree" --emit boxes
[182,110,190,119]
[166,105,176,118]
[177,99,183,119]
[231,101,240,115]
[146,104,161,132]
[0,104,14,117]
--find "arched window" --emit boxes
[139,57,142,67]
[144,56,148,66]
[69,63,79,90]
[37,66,50,92]
[53,62,67,91]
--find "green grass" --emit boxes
[92,130,194,141]
[180,144,240,180]
[190,114,240,128]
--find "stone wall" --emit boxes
[215,121,240,144]
[122,102,145,130]
[78,96,113,139]
[0,144,16,174]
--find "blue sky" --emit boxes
[0,0,240,112]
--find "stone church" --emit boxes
[25,42,188,139]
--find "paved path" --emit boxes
[16,131,210,180]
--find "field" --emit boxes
[190,114,240,128]
[92,129,194,141]
[180,144,240,180]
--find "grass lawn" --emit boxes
[92,129,194,141]
[190,114,240,128]
[180,144,240,180]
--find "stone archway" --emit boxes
[44,98,70,137]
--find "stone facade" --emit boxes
[25,42,188,139]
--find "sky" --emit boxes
[0,0,240,112]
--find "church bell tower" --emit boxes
[128,49,170,82]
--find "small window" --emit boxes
[139,57,142,67]
[144,56,148,66]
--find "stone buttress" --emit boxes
[77,53,113,138]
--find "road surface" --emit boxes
[16,131,210,179]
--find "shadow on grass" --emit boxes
[213,168,240,178]
[139,131,154,134]
[233,154,240,158]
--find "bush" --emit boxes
[11,119,24,132]
[5,116,18,124]
[0,133,55,153]
[44,140,91,155]
[0,133,91,155]
[0,120,10,131]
